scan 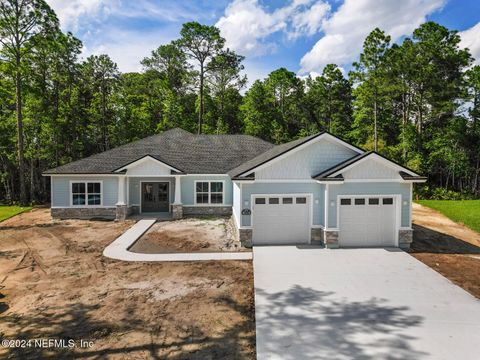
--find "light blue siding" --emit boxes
[328,182,411,228]
[241,182,325,227]
[180,176,233,205]
[51,176,118,207]
[128,177,174,205]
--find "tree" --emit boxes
[177,22,225,134]
[265,68,306,141]
[305,64,352,137]
[141,43,190,94]
[350,28,391,151]
[206,49,246,133]
[80,55,120,152]
[0,0,58,203]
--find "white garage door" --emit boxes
[339,196,397,247]
[252,195,311,245]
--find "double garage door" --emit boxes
[252,195,311,245]
[251,193,398,247]
[339,196,397,247]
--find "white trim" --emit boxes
[184,174,228,176]
[250,193,314,244]
[409,183,413,228]
[331,153,419,178]
[126,175,179,178]
[48,174,119,177]
[400,227,413,231]
[126,177,130,206]
[317,180,344,184]
[240,133,364,177]
[232,207,240,229]
[139,180,172,214]
[51,206,116,209]
[343,179,416,183]
[249,179,318,183]
[194,180,226,206]
[69,180,104,208]
[336,194,401,247]
[324,184,329,229]
[114,155,182,173]
[183,204,232,207]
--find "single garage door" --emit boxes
[252,195,311,245]
[339,196,397,247]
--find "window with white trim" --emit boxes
[195,181,224,204]
[71,182,101,206]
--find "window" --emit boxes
[340,198,351,205]
[296,197,307,204]
[354,198,365,205]
[383,198,394,205]
[255,197,266,204]
[71,182,101,206]
[368,198,380,205]
[269,197,279,204]
[195,181,224,204]
[282,197,293,204]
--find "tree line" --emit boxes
[0,0,479,204]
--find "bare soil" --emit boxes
[0,209,255,359]
[410,203,480,298]
[130,218,248,254]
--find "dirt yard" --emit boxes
[411,203,480,298]
[130,218,248,254]
[0,209,255,359]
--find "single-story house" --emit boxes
[43,128,426,248]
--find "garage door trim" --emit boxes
[336,194,401,247]
[251,193,313,245]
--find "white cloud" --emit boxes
[290,1,330,39]
[300,0,445,74]
[81,27,177,72]
[216,0,329,56]
[47,0,111,30]
[459,22,480,65]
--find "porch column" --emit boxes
[173,175,182,205]
[116,175,126,205]
[115,175,128,221]
[172,175,183,219]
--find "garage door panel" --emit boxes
[253,196,310,245]
[339,196,396,247]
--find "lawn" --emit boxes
[416,200,480,233]
[0,205,33,222]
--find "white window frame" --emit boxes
[194,180,225,205]
[69,180,103,207]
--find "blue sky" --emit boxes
[47,0,480,84]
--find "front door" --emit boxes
[141,182,170,212]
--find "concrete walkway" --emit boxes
[103,219,252,262]
[253,246,480,360]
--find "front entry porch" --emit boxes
[115,175,183,221]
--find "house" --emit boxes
[43,128,427,248]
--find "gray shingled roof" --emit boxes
[43,128,275,175]
[228,132,324,178]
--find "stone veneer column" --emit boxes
[115,204,128,221]
[324,230,339,248]
[398,229,413,249]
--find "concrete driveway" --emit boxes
[253,246,480,360]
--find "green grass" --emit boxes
[0,205,33,222]
[416,200,480,233]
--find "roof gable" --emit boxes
[229,132,364,179]
[313,152,426,182]
[114,155,183,175]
